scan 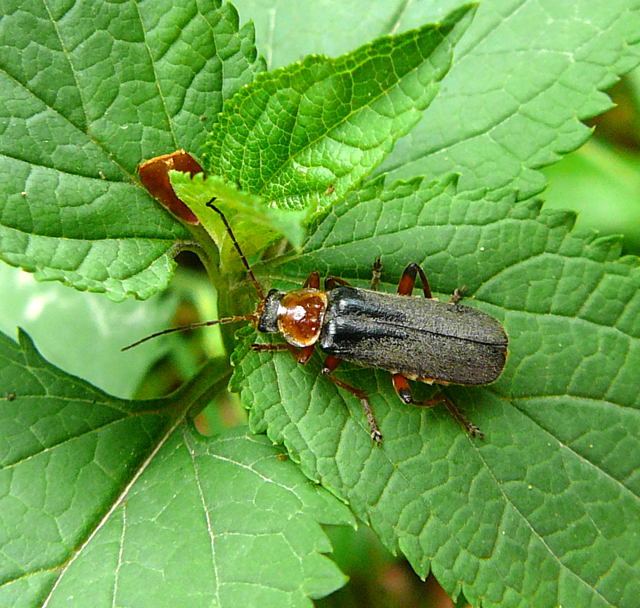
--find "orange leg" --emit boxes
[397,263,432,298]
[322,355,382,445]
[251,345,382,443]
[304,271,320,289]
[391,373,483,439]
[325,276,351,290]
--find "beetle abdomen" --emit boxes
[318,286,508,385]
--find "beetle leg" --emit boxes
[449,285,468,305]
[391,374,484,439]
[322,355,383,445]
[304,271,321,289]
[251,343,296,355]
[325,276,352,290]
[438,393,484,439]
[397,263,432,298]
[392,373,422,404]
[370,257,382,291]
[296,344,315,364]
[251,343,315,365]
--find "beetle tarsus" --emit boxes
[355,397,383,446]
[466,423,484,440]
[439,393,484,439]
[370,257,383,291]
[322,355,383,444]
[398,389,413,404]
[449,285,468,306]
[251,343,290,352]
[368,421,383,446]
[252,343,278,351]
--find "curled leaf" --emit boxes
[138,150,204,225]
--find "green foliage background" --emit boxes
[1,1,639,607]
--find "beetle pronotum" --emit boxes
[125,199,508,444]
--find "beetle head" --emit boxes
[257,289,285,333]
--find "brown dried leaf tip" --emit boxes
[138,150,203,225]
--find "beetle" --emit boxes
[125,199,508,444]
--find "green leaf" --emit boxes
[3,2,639,606]
[235,0,640,201]
[231,0,450,69]
[204,5,476,215]
[232,176,640,608]
[542,139,640,254]
[170,172,308,264]
[0,261,177,397]
[0,330,351,607]
[0,329,185,604]
[0,0,264,299]
[379,0,640,197]
[627,63,640,110]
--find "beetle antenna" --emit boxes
[121,314,257,351]
[206,198,265,301]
